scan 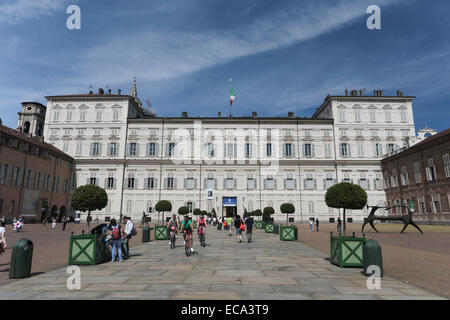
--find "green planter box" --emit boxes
[154,225,169,240]
[265,224,274,233]
[255,221,265,229]
[68,234,109,265]
[280,226,296,241]
[330,234,365,268]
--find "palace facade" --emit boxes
[42,83,417,222]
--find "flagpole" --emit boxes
[229,77,232,118]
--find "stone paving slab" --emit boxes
[0,226,445,300]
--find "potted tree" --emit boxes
[253,209,264,229]
[263,207,275,233]
[69,185,108,265]
[154,200,172,240]
[325,182,367,267]
[280,203,296,241]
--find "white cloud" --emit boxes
[0,0,71,24]
[78,0,385,84]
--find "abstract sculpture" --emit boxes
[362,205,423,234]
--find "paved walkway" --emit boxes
[0,226,445,300]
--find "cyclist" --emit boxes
[181,215,195,253]
[197,214,207,246]
[167,214,178,248]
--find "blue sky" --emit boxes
[0,0,449,131]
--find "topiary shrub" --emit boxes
[325,182,367,235]
[71,184,108,233]
[263,207,275,223]
[155,200,172,224]
[280,203,295,225]
[178,206,189,216]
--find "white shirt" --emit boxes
[124,220,134,235]
[0,226,5,239]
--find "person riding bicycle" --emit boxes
[181,215,195,253]
[197,214,207,246]
[167,214,178,247]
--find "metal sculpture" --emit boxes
[362,205,423,234]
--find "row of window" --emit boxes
[337,109,408,123]
[52,109,121,122]
[389,194,450,214]
[85,174,383,191]
[0,163,71,194]
[67,140,406,159]
[340,128,411,138]
[385,154,450,189]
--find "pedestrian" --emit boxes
[108,218,123,262]
[52,218,56,229]
[315,218,319,232]
[309,219,314,232]
[62,216,67,231]
[337,218,342,234]
[1,216,6,225]
[122,216,135,259]
[217,217,222,230]
[245,215,254,243]
[0,221,6,255]
[235,215,244,243]
[227,216,233,236]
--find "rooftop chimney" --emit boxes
[288,112,294,118]
[218,112,221,117]
[359,90,363,96]
[118,89,122,95]
[98,88,104,95]
[252,111,257,118]
[182,111,188,118]
[345,89,349,96]
[397,90,403,97]
[108,89,112,95]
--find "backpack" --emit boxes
[131,225,137,236]
[111,225,121,240]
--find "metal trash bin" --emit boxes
[142,226,151,242]
[273,223,279,234]
[363,239,383,277]
[9,238,33,279]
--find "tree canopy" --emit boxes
[155,200,172,212]
[263,207,275,222]
[325,182,367,235]
[325,182,367,210]
[193,208,202,216]
[178,206,189,216]
[71,185,108,213]
[280,203,295,214]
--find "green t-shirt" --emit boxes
[181,219,192,230]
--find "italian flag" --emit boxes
[230,86,236,106]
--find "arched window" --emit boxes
[23,122,30,134]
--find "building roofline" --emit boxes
[0,124,74,162]
[312,95,416,119]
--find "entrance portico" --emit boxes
[222,196,237,218]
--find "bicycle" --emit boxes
[198,226,206,247]
[169,227,177,249]
[184,232,192,256]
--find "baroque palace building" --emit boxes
[42,82,417,223]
